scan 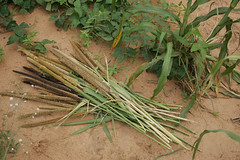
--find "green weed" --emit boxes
[192,129,240,160]
[0,46,5,62]
[112,0,240,116]
[0,130,20,160]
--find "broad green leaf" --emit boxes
[6,21,18,31]
[74,0,82,17]
[69,14,81,28]
[35,43,47,53]
[19,22,29,28]
[97,32,113,41]
[13,28,26,37]
[112,47,123,58]
[46,2,52,11]
[7,34,19,45]
[0,5,10,17]
[41,39,56,45]
[13,0,23,5]
[49,13,58,21]
[125,47,138,57]
[152,42,173,99]
[66,8,74,16]
[192,129,240,160]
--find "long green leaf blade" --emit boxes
[151,42,173,99]
[192,129,240,160]
[102,117,113,142]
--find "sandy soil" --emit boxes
[0,1,240,160]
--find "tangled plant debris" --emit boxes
[0,42,196,151]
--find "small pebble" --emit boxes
[31,85,34,87]
[24,100,27,103]
[18,139,23,143]
[32,116,35,119]
[25,151,28,155]
[34,112,37,115]
[9,104,13,107]
[15,103,18,106]
[23,93,27,96]
[10,91,14,93]
[9,97,13,101]
[36,108,40,111]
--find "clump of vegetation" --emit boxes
[0,0,56,53]
[110,0,240,116]
[0,113,20,160]
[0,130,20,160]
[0,46,5,62]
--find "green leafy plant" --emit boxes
[112,0,240,116]
[192,129,240,160]
[0,1,56,53]
[48,0,132,42]
[0,112,20,160]
[0,130,20,160]
[0,46,5,62]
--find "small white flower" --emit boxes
[24,100,27,103]
[36,108,40,111]
[18,139,23,143]
[11,91,14,93]
[15,103,18,106]
[32,116,35,119]
[34,112,37,115]
[9,97,13,101]
[25,151,28,155]
[9,104,13,107]
[23,93,27,96]
[8,137,10,140]
[31,85,34,87]
[11,148,14,151]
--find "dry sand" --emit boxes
[0,1,240,159]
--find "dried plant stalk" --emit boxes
[22,77,81,101]
[13,70,73,93]
[51,48,110,93]
[26,57,81,93]
[19,108,72,119]
[20,110,87,128]
[0,91,75,108]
